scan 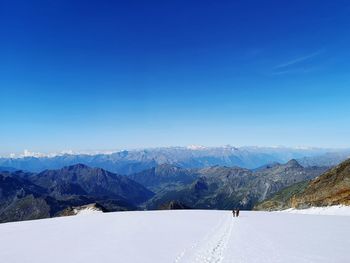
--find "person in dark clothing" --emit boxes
[236,209,240,217]
[232,210,236,217]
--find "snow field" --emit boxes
[0,210,349,263]
[281,205,350,216]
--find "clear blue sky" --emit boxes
[1,0,350,154]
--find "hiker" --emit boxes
[236,209,240,217]
[232,210,236,217]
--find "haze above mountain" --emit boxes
[1,146,349,174]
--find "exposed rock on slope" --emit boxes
[255,158,350,210]
[254,181,309,211]
[253,159,327,200]
[158,200,191,210]
[291,159,350,208]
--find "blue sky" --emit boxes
[1,1,350,154]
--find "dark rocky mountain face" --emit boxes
[0,164,154,223]
[0,173,50,223]
[145,160,327,210]
[29,164,154,205]
[255,158,350,210]
[0,171,99,223]
[0,172,47,200]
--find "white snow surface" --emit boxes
[281,205,350,216]
[0,210,349,263]
[74,206,104,216]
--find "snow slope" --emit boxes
[281,205,350,216]
[0,210,349,263]
[74,206,104,215]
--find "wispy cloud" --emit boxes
[274,50,324,70]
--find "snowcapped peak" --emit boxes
[186,145,207,150]
[3,149,120,159]
[22,149,48,158]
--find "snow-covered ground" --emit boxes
[0,210,349,263]
[74,206,104,215]
[281,205,350,216]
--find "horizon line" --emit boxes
[1,145,350,159]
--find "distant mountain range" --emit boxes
[255,158,350,211]
[145,160,328,210]
[1,155,348,224]
[0,166,18,172]
[1,146,349,174]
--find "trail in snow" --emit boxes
[193,215,233,263]
[174,212,234,263]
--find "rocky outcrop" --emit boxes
[158,201,191,210]
[254,181,309,211]
[255,158,350,210]
[291,159,350,208]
